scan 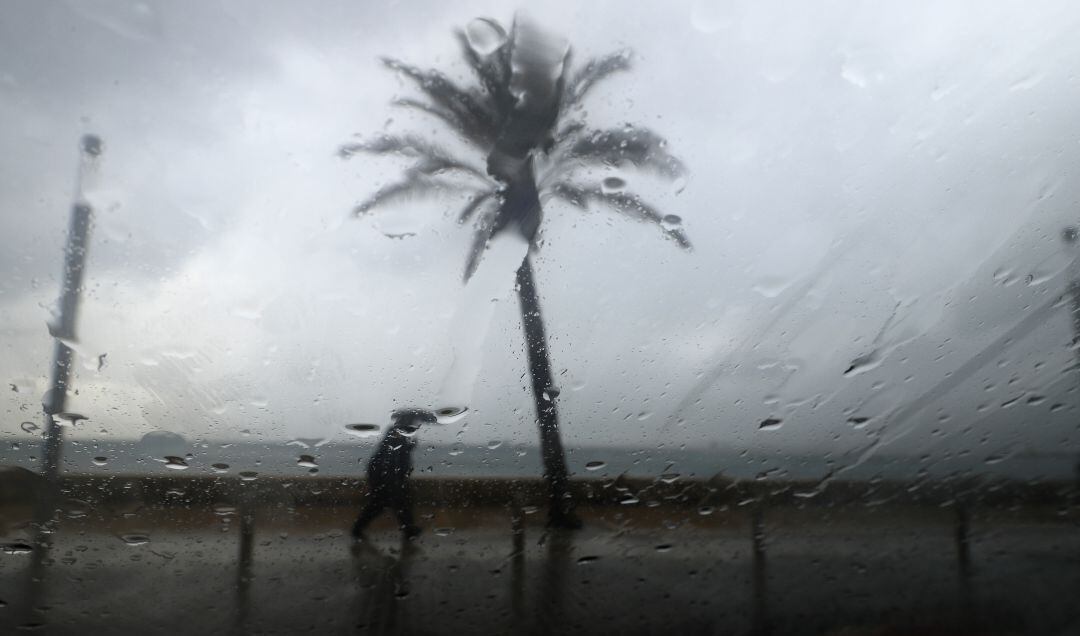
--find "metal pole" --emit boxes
[23,134,101,630]
[40,134,101,485]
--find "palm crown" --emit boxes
[338,16,691,280]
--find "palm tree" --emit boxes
[339,16,690,527]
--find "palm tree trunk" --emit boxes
[515,253,578,526]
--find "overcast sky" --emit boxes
[2,0,1079,475]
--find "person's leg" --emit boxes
[352,486,387,537]
[391,482,420,538]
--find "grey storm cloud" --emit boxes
[1,0,1079,477]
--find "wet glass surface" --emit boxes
[2,1,1080,634]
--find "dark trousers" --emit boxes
[352,480,416,534]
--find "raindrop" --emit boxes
[576,555,599,564]
[585,460,606,471]
[655,544,673,552]
[1025,395,1045,405]
[659,473,680,484]
[344,423,381,438]
[434,527,454,537]
[163,456,188,470]
[620,495,641,505]
[287,438,329,449]
[465,17,508,55]
[297,455,318,469]
[751,278,794,299]
[92,456,108,466]
[238,471,258,481]
[435,406,470,424]
[211,463,230,473]
[119,533,150,546]
[844,351,883,377]
[847,416,870,429]
[2,543,33,555]
[660,214,682,231]
[486,440,502,450]
[758,418,783,431]
[56,412,88,425]
[20,421,39,434]
[601,176,626,193]
[697,506,714,516]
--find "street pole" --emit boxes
[40,134,101,489]
[23,136,101,630]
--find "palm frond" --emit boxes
[565,126,686,178]
[340,134,492,186]
[382,57,495,147]
[338,133,447,162]
[463,201,501,281]
[352,168,463,217]
[389,97,477,140]
[456,189,498,224]
[453,29,513,121]
[550,182,692,249]
[565,50,632,107]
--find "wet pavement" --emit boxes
[1,503,1078,635]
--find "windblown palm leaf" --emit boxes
[339,16,690,278]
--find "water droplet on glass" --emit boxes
[2,543,33,555]
[601,176,626,193]
[847,416,870,429]
[698,506,714,516]
[759,418,783,431]
[585,460,606,471]
[576,555,599,564]
[751,277,794,299]
[92,456,108,466]
[660,215,682,231]
[844,351,883,377]
[119,533,150,546]
[163,456,188,470]
[465,17,507,55]
[434,406,469,424]
[344,423,381,438]
[434,527,454,537]
[486,440,502,450]
[297,455,318,469]
[659,473,680,484]
[20,421,39,434]
[238,471,258,481]
[211,463,230,473]
[655,544,673,552]
[56,412,88,426]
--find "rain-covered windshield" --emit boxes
[2,2,1079,635]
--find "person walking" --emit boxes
[351,408,436,541]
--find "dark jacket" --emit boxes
[366,428,416,485]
